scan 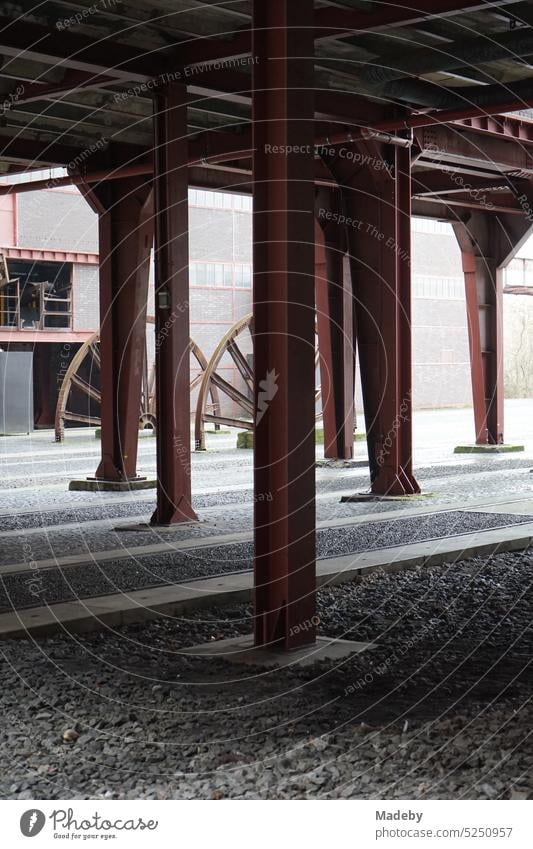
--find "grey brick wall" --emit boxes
[72,264,99,330]
[190,208,234,262]
[17,190,98,253]
[14,188,483,411]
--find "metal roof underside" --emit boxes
[2,1,533,216]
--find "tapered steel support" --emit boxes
[151,82,197,525]
[315,195,355,459]
[335,143,419,495]
[252,0,316,649]
[83,177,153,482]
[452,188,533,446]
[461,247,503,445]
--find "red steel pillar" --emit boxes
[461,248,502,445]
[338,143,419,494]
[454,215,505,445]
[151,82,197,525]
[83,177,153,483]
[252,0,316,649]
[453,191,533,446]
[315,193,355,459]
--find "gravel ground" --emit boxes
[0,550,531,800]
[1,510,531,612]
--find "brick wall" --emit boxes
[11,188,489,412]
[72,263,99,331]
[17,190,97,252]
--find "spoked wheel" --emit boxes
[54,316,215,441]
[194,313,322,450]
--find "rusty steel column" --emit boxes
[461,248,502,444]
[336,143,419,495]
[453,190,533,447]
[151,82,197,525]
[315,192,355,459]
[83,177,153,483]
[454,217,504,445]
[252,0,316,649]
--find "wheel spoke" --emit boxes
[227,339,253,386]
[89,342,101,368]
[211,373,254,416]
[71,373,101,404]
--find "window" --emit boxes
[413,275,463,300]
[195,263,207,285]
[234,264,252,289]
[412,217,453,236]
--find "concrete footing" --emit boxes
[340,493,432,503]
[181,634,374,667]
[69,477,157,492]
[316,459,368,469]
[116,520,201,531]
[454,444,524,454]
[236,431,254,449]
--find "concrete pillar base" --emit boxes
[69,477,156,492]
[340,493,433,503]
[454,444,524,454]
[181,634,373,667]
[237,431,254,449]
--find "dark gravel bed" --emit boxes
[0,550,531,800]
[0,500,154,532]
[1,510,532,613]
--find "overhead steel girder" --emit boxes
[0,3,518,89]
[415,125,533,177]
[80,176,153,483]
[151,82,197,526]
[347,26,533,91]
[252,0,317,651]
[0,15,157,81]
[412,169,512,196]
[314,0,523,41]
[451,116,533,145]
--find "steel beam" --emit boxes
[314,0,523,42]
[315,192,355,460]
[332,142,420,495]
[81,177,153,482]
[151,82,197,525]
[252,0,316,650]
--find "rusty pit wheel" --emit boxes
[194,313,322,450]
[54,316,215,441]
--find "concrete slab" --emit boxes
[340,493,434,503]
[2,520,533,639]
[316,459,368,469]
[69,477,157,492]
[468,498,533,516]
[180,634,373,667]
[454,444,524,454]
[115,520,204,532]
